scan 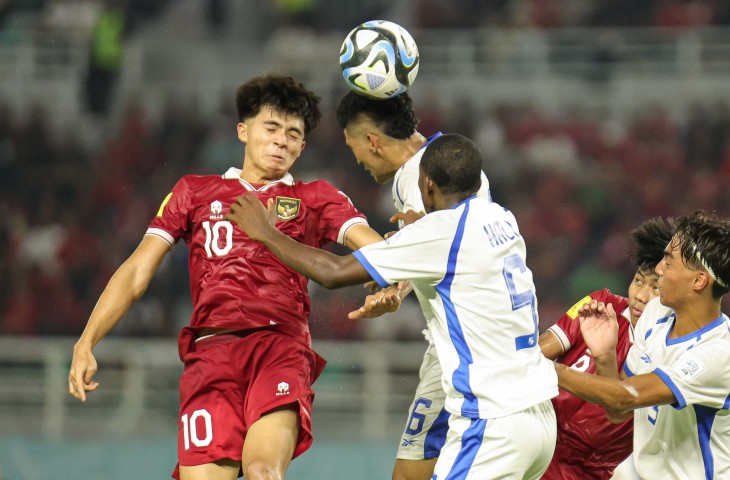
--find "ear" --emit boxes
[299,139,306,155]
[237,122,247,143]
[366,132,379,152]
[693,271,710,292]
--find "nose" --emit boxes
[635,284,651,304]
[655,260,665,277]
[273,131,287,147]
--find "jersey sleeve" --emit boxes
[653,344,730,410]
[353,216,449,288]
[146,177,194,246]
[313,181,368,246]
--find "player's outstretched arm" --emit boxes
[555,363,676,423]
[226,194,372,289]
[69,236,170,402]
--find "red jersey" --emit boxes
[542,289,633,480]
[146,167,368,342]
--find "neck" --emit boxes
[239,162,286,185]
[393,132,428,167]
[670,298,722,338]
[434,192,473,211]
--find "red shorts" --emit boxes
[172,328,326,478]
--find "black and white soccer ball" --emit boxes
[339,20,420,99]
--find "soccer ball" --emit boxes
[339,20,420,99]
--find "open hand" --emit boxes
[348,285,401,319]
[578,300,619,359]
[390,210,425,227]
[225,194,277,242]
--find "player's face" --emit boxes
[655,236,696,309]
[343,127,393,184]
[238,106,305,182]
[626,268,661,326]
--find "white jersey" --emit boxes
[392,132,491,226]
[353,196,559,419]
[625,298,730,480]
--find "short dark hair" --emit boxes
[235,74,321,134]
[420,134,482,196]
[630,217,674,272]
[674,210,730,299]
[335,91,418,139]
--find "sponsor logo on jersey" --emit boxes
[210,200,224,220]
[566,295,593,320]
[276,196,300,221]
[401,438,417,447]
[276,382,290,396]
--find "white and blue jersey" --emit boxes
[391,132,491,227]
[625,298,730,480]
[353,196,558,419]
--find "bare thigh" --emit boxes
[242,405,300,480]
[392,458,437,480]
[179,457,239,480]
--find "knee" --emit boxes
[244,460,283,480]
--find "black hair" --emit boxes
[335,91,418,139]
[674,210,730,299]
[630,217,674,272]
[420,134,482,196]
[235,73,321,134]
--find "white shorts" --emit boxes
[396,342,449,460]
[433,400,556,480]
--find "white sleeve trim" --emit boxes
[145,228,176,247]
[337,217,369,245]
[547,324,571,353]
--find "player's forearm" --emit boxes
[593,352,621,380]
[76,262,149,350]
[555,363,638,416]
[258,229,370,289]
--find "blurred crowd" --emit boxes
[0,89,728,339]
[0,0,729,340]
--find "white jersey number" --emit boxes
[202,220,233,257]
[502,254,539,350]
[181,409,213,450]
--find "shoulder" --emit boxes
[176,173,229,189]
[594,289,629,309]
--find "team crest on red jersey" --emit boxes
[276,196,300,221]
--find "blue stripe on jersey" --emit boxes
[666,314,727,345]
[724,393,730,410]
[695,404,719,480]
[654,368,687,409]
[352,250,389,288]
[645,315,672,341]
[443,418,487,479]
[435,201,478,417]
[624,362,635,377]
[396,132,444,209]
[424,407,450,459]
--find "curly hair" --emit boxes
[235,74,321,134]
[420,134,482,196]
[630,217,674,272]
[335,91,418,139]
